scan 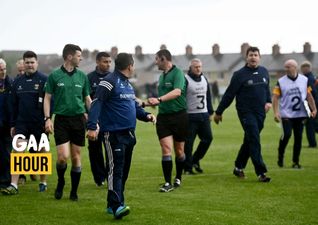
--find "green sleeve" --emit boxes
[45,74,55,94]
[173,69,185,90]
[82,74,90,98]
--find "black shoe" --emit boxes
[193,163,203,173]
[258,174,271,182]
[54,189,63,200]
[292,163,302,169]
[184,170,195,175]
[30,175,37,181]
[96,181,105,187]
[54,181,65,200]
[277,160,283,168]
[69,192,78,201]
[308,145,317,148]
[18,175,26,185]
[173,178,181,188]
[233,168,245,178]
[159,183,174,192]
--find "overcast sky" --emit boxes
[1,0,317,55]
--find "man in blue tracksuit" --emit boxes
[0,58,13,189]
[87,52,112,186]
[87,53,156,219]
[301,61,318,148]
[1,51,48,195]
[214,47,272,182]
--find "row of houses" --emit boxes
[80,42,318,89]
[1,42,318,95]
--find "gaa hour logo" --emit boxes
[10,133,52,175]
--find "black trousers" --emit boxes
[305,117,317,147]
[235,113,268,176]
[278,118,305,164]
[88,133,107,184]
[0,127,11,186]
[184,118,212,171]
[103,130,136,211]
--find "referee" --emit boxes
[148,49,187,192]
[44,44,92,201]
[87,53,156,219]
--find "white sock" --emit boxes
[10,183,18,189]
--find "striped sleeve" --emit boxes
[94,79,114,101]
[99,80,113,91]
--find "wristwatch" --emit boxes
[157,97,162,103]
[44,117,51,122]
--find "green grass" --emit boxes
[1,105,318,225]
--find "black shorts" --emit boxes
[156,110,188,142]
[54,114,86,147]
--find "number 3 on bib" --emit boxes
[196,95,205,109]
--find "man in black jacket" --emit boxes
[214,47,271,182]
[301,61,318,148]
[87,52,112,186]
[0,58,13,190]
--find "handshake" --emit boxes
[139,97,162,108]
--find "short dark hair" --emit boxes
[23,51,37,60]
[246,46,260,57]
[62,44,82,60]
[115,53,134,71]
[156,49,172,61]
[96,52,111,61]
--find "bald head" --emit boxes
[284,59,298,68]
[189,58,202,76]
[284,59,298,77]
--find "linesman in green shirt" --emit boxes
[148,49,187,192]
[44,44,92,201]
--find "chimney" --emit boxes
[240,43,249,57]
[272,44,280,57]
[135,45,142,56]
[110,46,118,58]
[212,44,220,56]
[185,45,193,56]
[303,42,312,55]
[135,45,143,60]
[91,49,98,59]
[160,44,167,50]
[82,48,90,59]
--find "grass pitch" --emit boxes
[1,105,318,225]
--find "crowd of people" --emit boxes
[0,45,317,219]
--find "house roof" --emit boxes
[173,53,244,73]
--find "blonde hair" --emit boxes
[301,60,312,69]
[16,59,24,67]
